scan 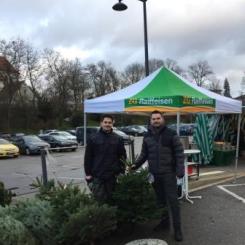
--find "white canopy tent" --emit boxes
[84,67,242,179]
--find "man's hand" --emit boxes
[126,164,137,173]
[176,174,184,179]
[85,175,93,183]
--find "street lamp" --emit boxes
[112,0,149,77]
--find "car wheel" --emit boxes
[25,148,30,155]
[72,148,76,152]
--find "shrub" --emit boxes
[58,203,117,245]
[10,199,55,245]
[110,170,162,225]
[30,177,56,200]
[0,181,13,206]
[0,215,37,245]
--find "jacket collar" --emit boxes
[148,124,166,135]
[99,127,113,135]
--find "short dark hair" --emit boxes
[150,110,163,118]
[100,114,114,122]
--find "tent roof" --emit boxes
[85,67,242,114]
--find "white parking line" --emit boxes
[200,170,224,176]
[56,176,84,180]
[217,184,245,204]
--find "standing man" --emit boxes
[84,114,127,203]
[132,110,184,242]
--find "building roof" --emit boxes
[0,56,18,73]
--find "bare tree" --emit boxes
[188,60,213,87]
[67,58,89,111]
[43,49,72,125]
[163,58,183,75]
[86,61,120,97]
[206,74,222,94]
[121,63,145,87]
[0,39,28,130]
[149,58,164,73]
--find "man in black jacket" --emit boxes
[84,114,127,203]
[132,110,184,242]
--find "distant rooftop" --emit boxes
[0,56,18,73]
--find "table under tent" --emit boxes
[84,67,242,179]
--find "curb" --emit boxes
[189,174,245,193]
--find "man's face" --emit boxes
[150,113,164,127]
[100,117,113,132]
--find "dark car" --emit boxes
[168,123,196,136]
[66,129,76,136]
[39,134,78,151]
[0,133,11,141]
[42,129,57,134]
[76,126,99,144]
[12,135,50,155]
[120,125,147,136]
[113,128,133,144]
[76,126,133,145]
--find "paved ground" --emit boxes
[1,137,245,244]
[0,137,245,196]
[0,139,139,195]
[98,176,245,245]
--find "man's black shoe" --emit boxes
[174,229,183,242]
[153,218,170,231]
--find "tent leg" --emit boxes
[234,113,242,183]
[177,112,180,135]
[84,112,87,146]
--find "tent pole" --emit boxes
[84,111,87,146]
[234,113,242,183]
[177,112,180,135]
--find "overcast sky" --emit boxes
[1,0,245,96]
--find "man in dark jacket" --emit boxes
[84,114,127,203]
[132,110,184,242]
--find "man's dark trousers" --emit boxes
[153,173,181,230]
[89,177,116,203]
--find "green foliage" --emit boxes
[32,178,96,231]
[110,170,162,224]
[30,177,56,199]
[0,215,37,245]
[0,181,13,206]
[58,203,117,245]
[49,184,95,228]
[10,199,55,245]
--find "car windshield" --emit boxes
[114,129,128,137]
[0,139,10,144]
[52,135,70,141]
[23,136,43,143]
[59,131,73,136]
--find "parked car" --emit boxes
[76,126,99,144]
[76,126,133,145]
[0,138,19,158]
[42,129,57,134]
[66,129,76,136]
[10,133,25,142]
[12,135,50,155]
[168,123,196,136]
[120,125,147,136]
[47,131,77,141]
[113,128,133,144]
[0,133,11,141]
[39,134,78,151]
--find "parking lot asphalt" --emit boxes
[1,136,245,197]
[1,137,245,244]
[98,176,245,245]
[0,138,139,195]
